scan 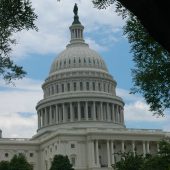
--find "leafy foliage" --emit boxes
[93,0,170,115]
[0,154,33,170]
[124,14,170,115]
[0,161,10,170]
[113,152,144,170]
[50,155,74,170]
[0,0,37,83]
[10,154,33,170]
[113,140,170,170]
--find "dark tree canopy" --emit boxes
[0,154,33,170]
[0,161,10,170]
[113,141,170,170]
[124,14,170,115]
[50,155,74,170]
[0,0,37,83]
[93,0,170,115]
[10,154,33,170]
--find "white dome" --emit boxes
[49,43,108,75]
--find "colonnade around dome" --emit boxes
[37,101,124,129]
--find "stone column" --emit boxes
[93,101,96,121]
[112,104,115,122]
[132,141,135,156]
[63,103,66,123]
[91,140,95,167]
[56,104,58,124]
[37,110,40,128]
[117,105,120,123]
[70,103,73,122]
[147,141,150,154]
[111,141,115,165]
[100,102,103,121]
[49,106,52,125]
[122,140,125,153]
[78,102,81,121]
[107,103,110,121]
[45,107,48,126]
[157,143,160,152]
[85,101,88,120]
[143,141,146,157]
[107,140,111,167]
[96,140,99,167]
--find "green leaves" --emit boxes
[0,154,33,170]
[124,14,170,115]
[0,0,37,83]
[114,141,170,170]
[50,155,74,170]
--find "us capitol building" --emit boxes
[0,4,170,170]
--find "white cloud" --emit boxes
[11,0,124,59]
[0,78,42,138]
[117,88,170,130]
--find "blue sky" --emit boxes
[0,0,169,138]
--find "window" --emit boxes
[30,153,34,157]
[68,107,70,119]
[98,83,101,91]
[69,59,71,64]
[89,58,91,63]
[74,82,76,91]
[81,106,85,119]
[5,153,8,157]
[71,144,75,148]
[74,58,76,63]
[103,83,106,92]
[88,106,92,119]
[84,58,86,63]
[93,82,95,91]
[80,82,83,91]
[86,82,89,91]
[71,157,76,166]
[56,84,58,93]
[55,145,57,150]
[51,86,54,94]
[74,106,78,119]
[67,83,70,91]
[62,84,64,92]
[79,58,81,63]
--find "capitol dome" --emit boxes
[36,5,125,134]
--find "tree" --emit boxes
[0,0,37,83]
[50,155,74,170]
[0,161,10,170]
[0,154,32,170]
[10,154,33,170]
[113,140,170,170]
[93,0,170,115]
[112,152,144,170]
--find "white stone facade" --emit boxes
[0,6,170,170]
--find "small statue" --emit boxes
[73,3,78,16]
